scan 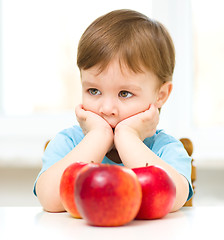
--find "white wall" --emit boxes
[1,0,223,167]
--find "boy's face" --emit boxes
[81,59,161,129]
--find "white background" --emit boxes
[0,0,224,167]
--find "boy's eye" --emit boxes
[119,91,133,98]
[88,88,101,95]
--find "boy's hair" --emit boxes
[77,9,175,82]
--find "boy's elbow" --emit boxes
[36,180,65,213]
[170,199,186,213]
[171,176,189,212]
[37,193,65,213]
[42,203,65,213]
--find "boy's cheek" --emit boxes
[82,95,93,109]
[81,101,93,112]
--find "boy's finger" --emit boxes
[148,104,159,115]
[75,104,86,120]
[140,104,159,121]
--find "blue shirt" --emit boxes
[33,125,193,201]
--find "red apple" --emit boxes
[75,164,142,227]
[133,165,176,219]
[60,162,87,218]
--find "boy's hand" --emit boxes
[115,104,159,141]
[75,104,113,137]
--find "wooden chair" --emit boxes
[180,138,196,207]
[44,140,50,151]
[44,137,196,206]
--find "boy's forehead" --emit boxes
[81,61,161,91]
[81,58,148,78]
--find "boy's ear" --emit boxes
[155,81,173,108]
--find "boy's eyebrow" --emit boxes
[82,81,98,87]
[82,81,142,91]
[120,84,142,91]
[82,80,142,91]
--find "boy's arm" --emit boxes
[36,105,113,212]
[114,105,189,212]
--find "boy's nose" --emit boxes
[99,98,118,117]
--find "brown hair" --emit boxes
[77,9,175,82]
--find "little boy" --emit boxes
[34,9,193,212]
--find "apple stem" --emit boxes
[91,161,94,163]
[146,163,149,167]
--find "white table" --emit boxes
[0,206,222,240]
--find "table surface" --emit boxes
[0,206,223,240]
